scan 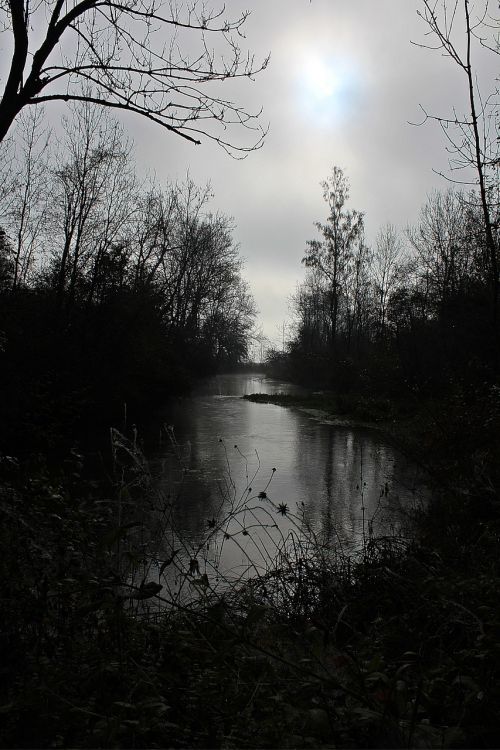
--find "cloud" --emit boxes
[128,0,498,338]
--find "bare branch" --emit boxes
[0,0,268,153]
[414,0,500,321]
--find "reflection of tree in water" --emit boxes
[157,439,219,546]
[151,376,429,584]
[295,426,413,550]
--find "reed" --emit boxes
[1,425,499,748]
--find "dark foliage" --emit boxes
[281,176,499,407]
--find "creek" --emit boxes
[137,373,428,598]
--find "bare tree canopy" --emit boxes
[414,0,499,321]
[0,0,269,152]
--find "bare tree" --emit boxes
[373,223,405,335]
[249,325,269,363]
[48,103,134,312]
[414,0,499,319]
[5,109,51,289]
[291,269,332,354]
[0,227,14,292]
[303,167,364,348]
[0,0,268,153]
[131,186,180,290]
[0,138,16,216]
[126,175,255,361]
[407,189,479,311]
[345,234,371,351]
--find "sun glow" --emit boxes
[303,57,340,100]
[296,52,357,125]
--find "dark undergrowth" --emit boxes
[1,390,500,748]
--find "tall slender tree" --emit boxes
[302,166,364,350]
[373,223,405,337]
[415,0,499,322]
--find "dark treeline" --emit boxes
[265,166,500,505]
[0,106,255,454]
[2,0,500,743]
[272,166,499,401]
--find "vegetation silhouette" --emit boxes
[0,105,256,455]
[1,1,500,745]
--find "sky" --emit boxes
[3,0,498,350]
[127,0,498,348]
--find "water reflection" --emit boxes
[153,373,426,581]
[191,372,306,397]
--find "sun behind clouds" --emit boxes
[303,56,340,99]
[297,52,358,125]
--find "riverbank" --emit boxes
[242,390,401,427]
[2,382,500,748]
[2,438,499,748]
[242,390,420,460]
[243,386,500,489]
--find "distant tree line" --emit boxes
[0,105,255,453]
[277,0,500,402]
[273,166,499,399]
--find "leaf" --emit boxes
[351,707,381,723]
[159,549,181,576]
[366,654,383,672]
[122,582,163,600]
[77,598,108,615]
[452,674,479,693]
[365,670,390,685]
[139,701,170,715]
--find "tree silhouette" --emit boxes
[302,166,364,349]
[0,0,268,153]
[414,0,499,321]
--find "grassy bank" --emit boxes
[1,395,500,747]
[242,391,404,425]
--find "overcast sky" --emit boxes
[129,0,498,347]
[6,0,498,348]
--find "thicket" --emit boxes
[0,106,256,455]
[1,0,500,741]
[255,140,500,745]
[266,165,500,498]
[274,174,499,399]
[2,420,500,749]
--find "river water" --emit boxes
[140,373,427,597]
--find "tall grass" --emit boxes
[1,425,499,748]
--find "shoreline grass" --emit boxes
[242,391,412,430]
[1,394,500,748]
